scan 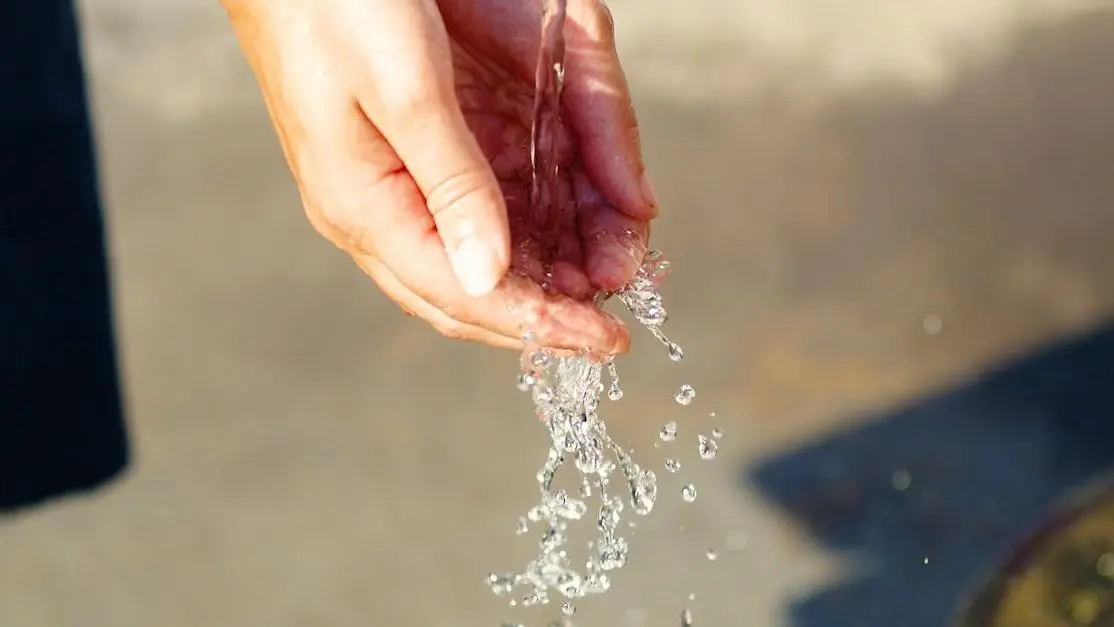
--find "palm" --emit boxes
[441,2,650,300]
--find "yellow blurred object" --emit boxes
[958,479,1114,627]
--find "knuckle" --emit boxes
[297,186,365,253]
[303,204,343,245]
[431,318,471,342]
[437,299,470,324]
[310,168,407,256]
[375,67,451,119]
[317,199,370,253]
[424,168,499,219]
[381,85,439,118]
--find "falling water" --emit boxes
[487,1,713,621]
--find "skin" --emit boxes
[221,0,658,355]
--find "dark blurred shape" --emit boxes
[0,0,129,511]
[748,324,1114,627]
[958,480,1114,627]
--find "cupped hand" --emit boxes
[222,0,658,354]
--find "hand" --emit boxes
[222,0,658,354]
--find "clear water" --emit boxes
[660,421,678,442]
[681,484,697,503]
[675,385,696,406]
[697,435,718,460]
[486,251,678,609]
[486,0,716,622]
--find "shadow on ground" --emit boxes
[749,324,1114,627]
[743,8,1114,627]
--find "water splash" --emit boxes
[487,0,693,612]
[487,252,678,607]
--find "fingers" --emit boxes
[581,208,650,293]
[351,0,510,298]
[361,251,630,354]
[300,85,628,353]
[329,3,631,353]
[572,170,649,291]
[355,255,524,350]
[230,0,634,354]
[564,0,660,222]
[309,107,627,353]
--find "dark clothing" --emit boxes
[0,0,129,510]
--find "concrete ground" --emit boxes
[4,0,1114,625]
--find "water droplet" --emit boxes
[553,494,588,520]
[597,499,622,531]
[606,361,623,400]
[688,592,696,601]
[698,435,718,460]
[597,537,629,570]
[516,517,529,535]
[583,572,610,594]
[667,342,684,362]
[660,421,678,442]
[522,588,548,606]
[579,478,592,498]
[517,373,536,392]
[665,458,682,473]
[681,608,694,627]
[681,484,697,502]
[530,350,552,370]
[675,384,696,406]
[711,427,724,439]
[892,469,912,491]
[608,381,624,401]
[705,549,718,561]
[630,469,658,516]
[562,602,576,616]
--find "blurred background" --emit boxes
[4,0,1114,625]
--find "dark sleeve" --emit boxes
[0,0,130,511]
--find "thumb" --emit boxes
[387,103,511,298]
[354,2,510,297]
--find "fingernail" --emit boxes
[640,171,660,217]
[449,236,503,297]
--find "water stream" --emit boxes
[485,0,702,622]
[487,0,695,619]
